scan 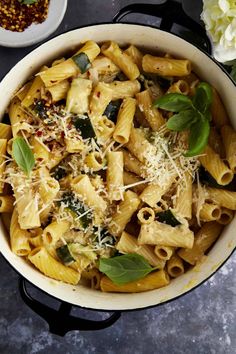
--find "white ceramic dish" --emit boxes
[0,24,235,312]
[0,0,68,48]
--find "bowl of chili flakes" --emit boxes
[0,0,68,47]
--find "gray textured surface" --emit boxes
[0,0,235,353]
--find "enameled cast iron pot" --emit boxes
[0,1,235,336]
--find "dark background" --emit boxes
[0,1,235,353]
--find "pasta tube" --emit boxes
[101,41,140,80]
[167,254,184,278]
[211,88,230,128]
[113,97,136,144]
[116,231,165,268]
[66,78,92,114]
[199,145,233,185]
[218,208,234,225]
[122,149,145,177]
[0,195,14,213]
[106,151,124,201]
[206,188,236,210]
[108,190,140,236]
[142,55,191,76]
[174,172,192,219]
[136,90,165,131]
[71,175,107,214]
[199,202,221,221]
[0,123,12,140]
[137,207,155,224]
[178,222,223,265]
[100,270,169,293]
[47,79,70,102]
[124,45,143,71]
[221,125,236,173]
[107,80,141,100]
[28,247,80,285]
[10,207,31,256]
[0,139,7,193]
[125,127,154,163]
[42,220,70,247]
[154,245,175,261]
[138,221,194,249]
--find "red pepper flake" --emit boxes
[0,0,50,32]
[61,131,65,139]
[96,91,101,98]
[36,130,43,137]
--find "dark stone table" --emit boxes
[0,1,235,353]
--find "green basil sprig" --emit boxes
[12,137,35,176]
[99,253,156,285]
[153,82,213,156]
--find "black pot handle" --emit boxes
[113,0,212,55]
[19,277,121,336]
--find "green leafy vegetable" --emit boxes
[185,118,210,157]
[156,210,181,227]
[192,82,213,113]
[153,82,213,156]
[73,53,91,74]
[12,137,35,176]
[166,110,197,131]
[99,253,155,285]
[154,93,193,112]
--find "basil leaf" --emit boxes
[166,110,197,131]
[153,93,193,112]
[12,137,35,176]
[185,118,210,157]
[73,53,91,74]
[192,82,213,113]
[99,253,154,285]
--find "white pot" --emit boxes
[0,24,235,312]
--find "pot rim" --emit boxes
[1,22,235,312]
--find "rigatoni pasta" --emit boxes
[1,39,235,294]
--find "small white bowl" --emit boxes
[0,0,68,48]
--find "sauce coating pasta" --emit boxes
[1,40,235,292]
